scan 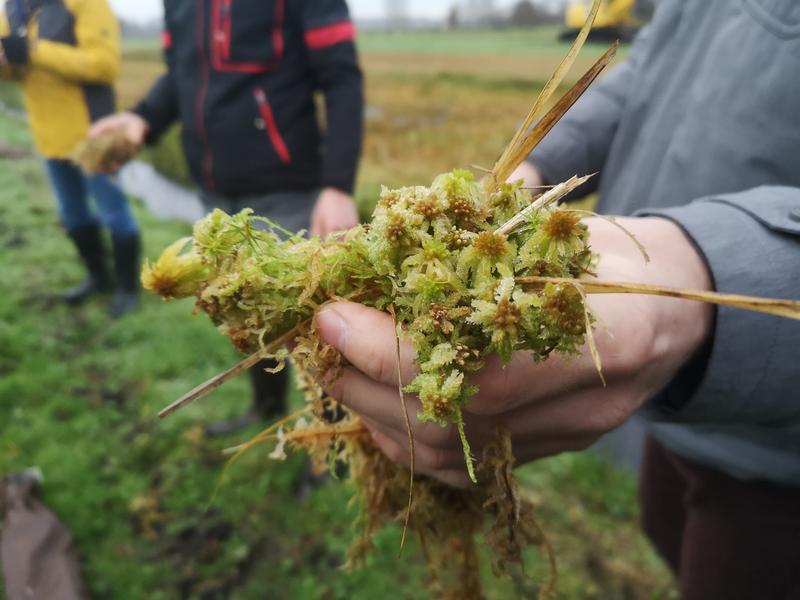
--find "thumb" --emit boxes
[87,120,112,138]
[316,302,418,385]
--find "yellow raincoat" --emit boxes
[0,0,120,158]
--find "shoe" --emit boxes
[108,291,139,319]
[63,224,112,304]
[108,233,141,318]
[250,358,289,418]
[62,277,109,305]
[204,407,260,438]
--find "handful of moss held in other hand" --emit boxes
[143,171,597,477]
[142,171,596,599]
[69,129,138,174]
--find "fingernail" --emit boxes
[317,306,348,352]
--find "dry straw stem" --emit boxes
[158,324,305,419]
[485,0,613,193]
[494,174,594,236]
[519,277,800,321]
[388,304,416,554]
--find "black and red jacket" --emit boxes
[133,0,363,196]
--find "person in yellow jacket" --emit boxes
[0,0,140,317]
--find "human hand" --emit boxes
[316,216,714,487]
[310,187,359,238]
[86,112,149,172]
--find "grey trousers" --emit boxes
[200,189,320,236]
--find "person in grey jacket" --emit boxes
[308,1,800,598]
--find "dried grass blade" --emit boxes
[519,277,800,321]
[486,0,607,192]
[495,174,593,236]
[515,42,618,175]
[571,283,606,386]
[389,304,415,555]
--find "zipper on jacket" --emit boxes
[195,0,215,191]
[253,88,292,165]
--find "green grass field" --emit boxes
[358,27,614,55]
[0,28,671,599]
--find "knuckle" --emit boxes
[381,438,408,467]
[374,350,397,386]
[325,378,346,405]
[585,394,632,435]
[468,391,508,417]
[419,422,457,449]
[608,314,657,378]
[422,446,449,472]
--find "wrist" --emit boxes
[321,187,353,201]
[587,216,714,393]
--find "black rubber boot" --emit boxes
[108,233,141,319]
[63,224,112,304]
[204,360,288,437]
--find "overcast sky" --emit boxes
[0,0,563,24]
[107,0,532,24]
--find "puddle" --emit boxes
[118,160,204,225]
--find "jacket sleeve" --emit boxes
[28,0,119,85]
[130,26,178,144]
[131,72,179,145]
[0,11,22,80]
[301,0,364,195]
[640,187,800,426]
[528,24,654,196]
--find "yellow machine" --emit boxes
[561,0,654,42]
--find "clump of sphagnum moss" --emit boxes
[143,169,595,598]
[69,129,140,174]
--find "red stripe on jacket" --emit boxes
[162,30,173,50]
[304,20,355,50]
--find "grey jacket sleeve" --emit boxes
[529,27,653,196]
[640,186,800,426]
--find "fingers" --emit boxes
[317,302,418,386]
[340,370,634,455]
[368,428,474,488]
[467,351,591,415]
[327,365,449,443]
[310,199,359,238]
[309,208,322,238]
[87,117,120,139]
[86,113,148,147]
[366,416,595,488]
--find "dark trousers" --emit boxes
[46,160,138,236]
[639,436,800,600]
